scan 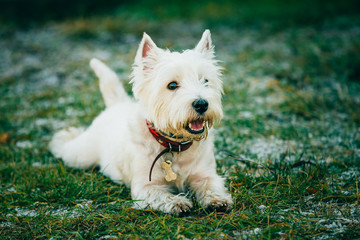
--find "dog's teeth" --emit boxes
[189,123,192,129]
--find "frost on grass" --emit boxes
[276,201,360,238]
[0,221,11,227]
[245,136,299,162]
[7,187,17,193]
[12,207,39,217]
[75,199,93,209]
[234,227,262,239]
[35,118,72,130]
[32,162,53,168]
[7,200,94,219]
[16,140,33,149]
[258,204,267,214]
[98,236,119,240]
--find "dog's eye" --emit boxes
[167,81,179,90]
[204,79,209,86]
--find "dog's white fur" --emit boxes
[49,30,233,214]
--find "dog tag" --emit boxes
[161,160,177,182]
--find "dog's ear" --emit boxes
[195,29,214,55]
[135,33,160,71]
[140,33,158,58]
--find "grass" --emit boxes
[1,1,360,239]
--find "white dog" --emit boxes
[49,30,233,215]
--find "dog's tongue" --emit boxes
[189,119,204,130]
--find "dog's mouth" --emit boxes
[186,119,205,134]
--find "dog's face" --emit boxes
[131,30,223,140]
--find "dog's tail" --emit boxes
[90,58,130,108]
[49,127,99,169]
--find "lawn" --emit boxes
[1,0,360,239]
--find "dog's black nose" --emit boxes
[192,99,208,114]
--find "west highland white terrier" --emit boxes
[49,30,233,215]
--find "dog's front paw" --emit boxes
[200,191,233,212]
[165,195,193,216]
[133,193,193,216]
[208,198,233,212]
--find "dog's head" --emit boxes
[131,30,223,140]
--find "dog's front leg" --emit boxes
[131,178,193,215]
[188,170,233,212]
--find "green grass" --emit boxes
[1,1,360,239]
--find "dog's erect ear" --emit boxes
[135,33,160,70]
[141,33,158,58]
[195,29,213,54]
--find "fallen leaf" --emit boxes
[306,187,320,194]
[0,133,9,144]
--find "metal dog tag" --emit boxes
[161,160,177,182]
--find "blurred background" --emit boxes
[1,0,359,145]
[1,0,359,29]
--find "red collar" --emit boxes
[146,120,193,152]
[146,120,193,181]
